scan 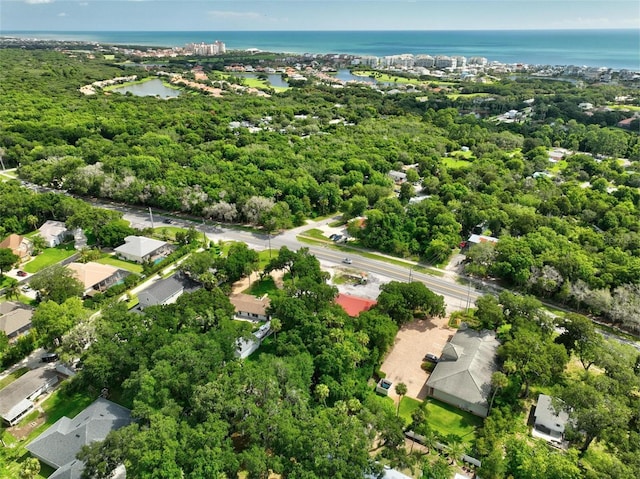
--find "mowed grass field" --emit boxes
[23,243,77,273]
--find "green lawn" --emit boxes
[257,249,275,270]
[153,226,189,241]
[96,255,143,274]
[441,157,472,169]
[302,228,328,241]
[243,276,278,297]
[0,275,17,289]
[351,70,421,85]
[425,398,482,442]
[296,234,443,277]
[608,104,640,111]
[0,367,29,389]
[446,92,491,100]
[23,244,77,273]
[398,396,422,426]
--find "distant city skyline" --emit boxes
[2,0,639,32]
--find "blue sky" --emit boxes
[2,0,639,31]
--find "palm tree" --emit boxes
[6,281,20,300]
[395,382,408,417]
[489,371,509,412]
[269,317,281,340]
[445,438,467,467]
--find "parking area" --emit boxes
[380,315,454,400]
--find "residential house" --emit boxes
[617,117,636,129]
[366,465,413,479]
[0,234,32,261]
[335,293,377,317]
[388,170,407,184]
[114,235,170,264]
[235,321,272,359]
[38,220,71,248]
[72,228,87,250]
[137,273,198,309]
[0,301,34,341]
[26,398,131,479]
[0,368,59,426]
[467,234,499,245]
[532,394,570,446]
[67,262,126,295]
[424,328,499,418]
[229,293,271,321]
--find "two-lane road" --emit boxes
[119,206,483,305]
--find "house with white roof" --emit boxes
[425,328,499,418]
[114,235,170,263]
[38,220,71,248]
[532,394,570,447]
[26,398,131,479]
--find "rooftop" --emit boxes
[137,273,198,308]
[0,233,23,251]
[229,293,271,316]
[335,293,377,317]
[534,394,569,433]
[114,235,167,259]
[467,234,499,244]
[0,301,34,337]
[426,328,499,409]
[38,220,68,239]
[67,262,120,290]
[0,368,58,424]
[26,398,131,477]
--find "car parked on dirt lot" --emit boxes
[17,271,27,277]
[424,353,439,363]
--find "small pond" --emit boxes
[239,73,290,89]
[112,78,182,98]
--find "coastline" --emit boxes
[2,29,639,71]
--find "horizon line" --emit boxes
[3,28,638,33]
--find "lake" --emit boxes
[112,78,182,98]
[240,73,289,89]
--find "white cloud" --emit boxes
[24,0,54,4]
[79,2,88,6]
[57,12,67,17]
[208,10,262,20]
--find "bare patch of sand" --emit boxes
[380,315,454,401]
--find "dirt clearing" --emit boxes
[380,315,454,401]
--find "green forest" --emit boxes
[0,48,639,479]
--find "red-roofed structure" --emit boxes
[335,293,377,317]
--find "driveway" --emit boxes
[380,315,454,401]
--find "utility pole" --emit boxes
[0,148,5,171]
[408,266,413,282]
[148,207,154,229]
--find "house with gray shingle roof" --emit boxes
[26,398,131,479]
[425,328,499,417]
[136,273,199,309]
[0,301,34,341]
[114,235,170,264]
[0,368,59,426]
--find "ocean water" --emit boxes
[4,30,639,70]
